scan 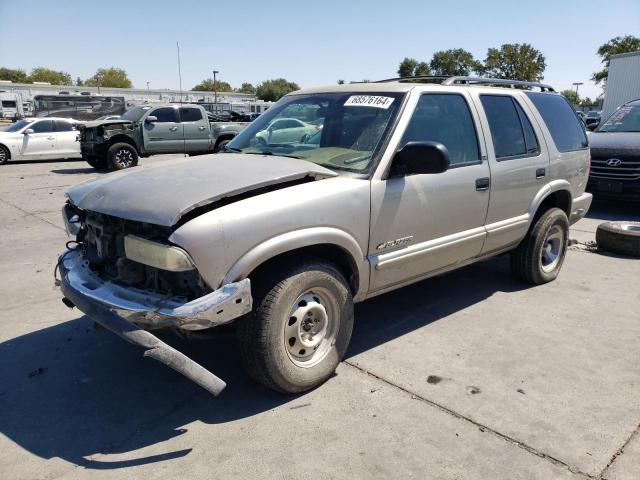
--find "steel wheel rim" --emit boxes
[540,224,565,272]
[284,288,338,368]
[115,149,133,167]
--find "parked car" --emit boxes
[585,110,601,129]
[77,104,247,169]
[0,117,81,165]
[57,77,592,396]
[255,117,319,145]
[587,99,640,200]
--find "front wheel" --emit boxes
[107,143,139,170]
[511,207,569,285]
[0,145,9,165]
[236,261,354,393]
[215,139,231,153]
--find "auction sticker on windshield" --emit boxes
[344,95,395,109]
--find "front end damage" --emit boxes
[56,206,252,396]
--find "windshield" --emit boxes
[3,119,33,132]
[121,106,152,122]
[598,105,640,132]
[227,92,405,173]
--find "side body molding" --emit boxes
[223,227,369,301]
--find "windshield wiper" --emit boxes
[242,151,303,159]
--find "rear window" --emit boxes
[525,93,588,152]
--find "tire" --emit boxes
[596,221,640,257]
[0,145,9,165]
[84,155,108,169]
[236,260,354,393]
[511,207,569,285]
[215,139,230,153]
[107,143,139,170]
[300,134,310,143]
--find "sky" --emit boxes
[0,0,638,100]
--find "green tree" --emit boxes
[84,67,132,88]
[29,67,72,85]
[592,35,640,84]
[398,57,418,77]
[580,97,594,107]
[256,78,300,102]
[414,62,431,76]
[483,43,546,81]
[236,82,256,94]
[0,67,29,83]
[560,89,580,105]
[430,49,483,76]
[337,79,345,85]
[76,77,84,86]
[192,78,233,92]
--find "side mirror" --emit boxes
[146,115,158,123]
[24,128,34,135]
[391,141,450,177]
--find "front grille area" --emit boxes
[78,210,209,300]
[590,155,640,181]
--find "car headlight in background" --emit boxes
[124,235,196,272]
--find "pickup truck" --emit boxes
[77,104,247,169]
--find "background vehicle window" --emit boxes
[525,92,588,152]
[31,120,55,133]
[151,107,178,123]
[54,120,75,132]
[480,95,527,158]
[180,107,203,122]
[2,100,17,108]
[514,101,539,154]
[401,94,479,165]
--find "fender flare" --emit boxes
[222,227,369,300]
[527,179,573,219]
[108,134,140,153]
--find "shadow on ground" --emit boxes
[0,256,524,470]
[6,158,83,166]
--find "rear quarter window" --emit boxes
[525,92,588,152]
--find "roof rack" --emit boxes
[374,75,554,92]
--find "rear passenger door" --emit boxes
[143,107,181,153]
[179,106,210,152]
[474,93,549,254]
[53,120,80,158]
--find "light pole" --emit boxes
[146,81,149,90]
[572,82,583,106]
[212,70,219,112]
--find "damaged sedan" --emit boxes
[57,78,591,395]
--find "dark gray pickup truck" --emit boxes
[78,104,247,169]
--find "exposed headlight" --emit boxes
[124,235,196,272]
[62,204,81,237]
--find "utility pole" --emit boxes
[146,81,150,90]
[572,82,583,106]
[213,70,219,112]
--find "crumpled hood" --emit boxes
[588,131,640,157]
[67,154,337,226]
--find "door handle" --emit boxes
[475,177,490,191]
[169,126,178,132]
[198,126,206,131]
[536,168,546,179]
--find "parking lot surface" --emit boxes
[1,155,639,480]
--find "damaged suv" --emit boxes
[58,77,592,395]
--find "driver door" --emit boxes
[368,92,491,292]
[19,120,56,159]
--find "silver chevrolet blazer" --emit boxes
[58,76,592,395]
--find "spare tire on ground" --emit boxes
[596,221,640,257]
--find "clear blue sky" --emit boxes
[0,0,638,99]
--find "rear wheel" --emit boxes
[0,145,9,165]
[215,139,231,153]
[511,207,569,285]
[107,143,139,170]
[236,260,354,393]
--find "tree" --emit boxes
[0,67,29,83]
[414,62,431,76]
[580,97,594,107]
[483,43,546,81]
[236,82,256,94]
[398,57,418,77]
[28,67,72,85]
[430,49,483,76]
[84,67,132,88]
[76,77,84,86]
[256,78,300,102]
[192,78,232,92]
[337,79,345,85]
[560,89,580,105]
[592,35,640,84]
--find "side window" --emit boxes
[31,120,55,133]
[401,93,479,165]
[480,95,527,159]
[514,101,539,155]
[180,107,203,122]
[54,120,75,132]
[151,107,178,123]
[525,92,588,152]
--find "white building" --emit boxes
[601,51,640,120]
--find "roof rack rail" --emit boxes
[374,75,555,92]
[442,76,555,92]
